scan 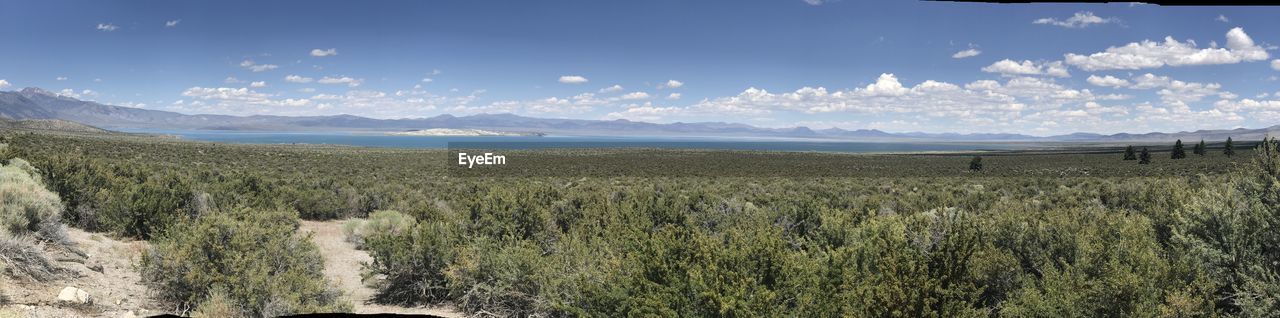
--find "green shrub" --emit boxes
[139,207,350,317]
[342,210,416,248]
[0,158,65,243]
[191,288,244,318]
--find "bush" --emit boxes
[0,158,66,244]
[139,207,350,317]
[0,234,59,281]
[342,210,416,248]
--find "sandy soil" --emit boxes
[299,220,463,317]
[0,228,159,318]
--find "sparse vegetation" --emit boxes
[0,157,68,282]
[1,131,1272,316]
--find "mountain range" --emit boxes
[2,87,1277,142]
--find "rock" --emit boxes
[119,310,138,318]
[88,263,105,273]
[57,286,92,304]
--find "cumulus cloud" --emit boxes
[0,79,10,89]
[558,75,589,84]
[1033,11,1118,28]
[1086,75,1131,88]
[165,20,180,27]
[239,60,279,72]
[250,81,267,88]
[1064,27,1269,71]
[317,76,363,87]
[981,59,1070,77]
[310,48,338,57]
[802,0,827,5]
[1272,59,1280,71]
[55,76,68,81]
[660,80,684,89]
[599,85,623,93]
[181,87,311,110]
[621,92,651,100]
[96,23,119,31]
[604,104,686,122]
[667,93,682,100]
[285,75,314,83]
[57,89,98,99]
[224,77,244,84]
[1216,15,1229,22]
[952,49,981,59]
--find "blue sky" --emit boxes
[2,0,1280,135]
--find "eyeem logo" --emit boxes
[457,152,506,168]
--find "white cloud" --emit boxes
[285,75,314,83]
[57,89,98,99]
[802,0,826,5]
[621,92,651,100]
[224,77,243,84]
[1086,75,1131,88]
[96,23,119,31]
[250,81,267,88]
[165,20,180,27]
[952,49,981,59]
[310,48,338,57]
[558,75,589,84]
[55,76,68,81]
[661,79,684,89]
[0,79,10,89]
[421,78,434,83]
[599,85,623,93]
[1033,11,1118,28]
[981,59,1070,77]
[240,60,279,72]
[604,105,687,122]
[1272,59,1280,71]
[667,93,682,100]
[1216,15,1229,22]
[1064,28,1269,71]
[181,87,312,110]
[317,76,363,87]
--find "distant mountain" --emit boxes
[1,87,1275,142]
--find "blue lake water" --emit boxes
[117,129,1023,153]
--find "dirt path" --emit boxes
[299,220,463,317]
[0,228,159,318]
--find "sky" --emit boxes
[2,0,1280,135]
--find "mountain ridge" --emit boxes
[3,87,1277,142]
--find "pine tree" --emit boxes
[1171,139,1186,159]
[1225,137,1235,157]
[969,156,983,171]
[1194,139,1206,156]
[1123,145,1136,160]
[1139,147,1151,164]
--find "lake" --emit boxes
[117,129,1025,153]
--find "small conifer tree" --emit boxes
[1171,139,1186,159]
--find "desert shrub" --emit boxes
[364,220,459,305]
[139,207,350,317]
[190,288,244,318]
[0,158,66,244]
[0,234,59,281]
[342,210,416,248]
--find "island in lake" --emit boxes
[387,128,545,137]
